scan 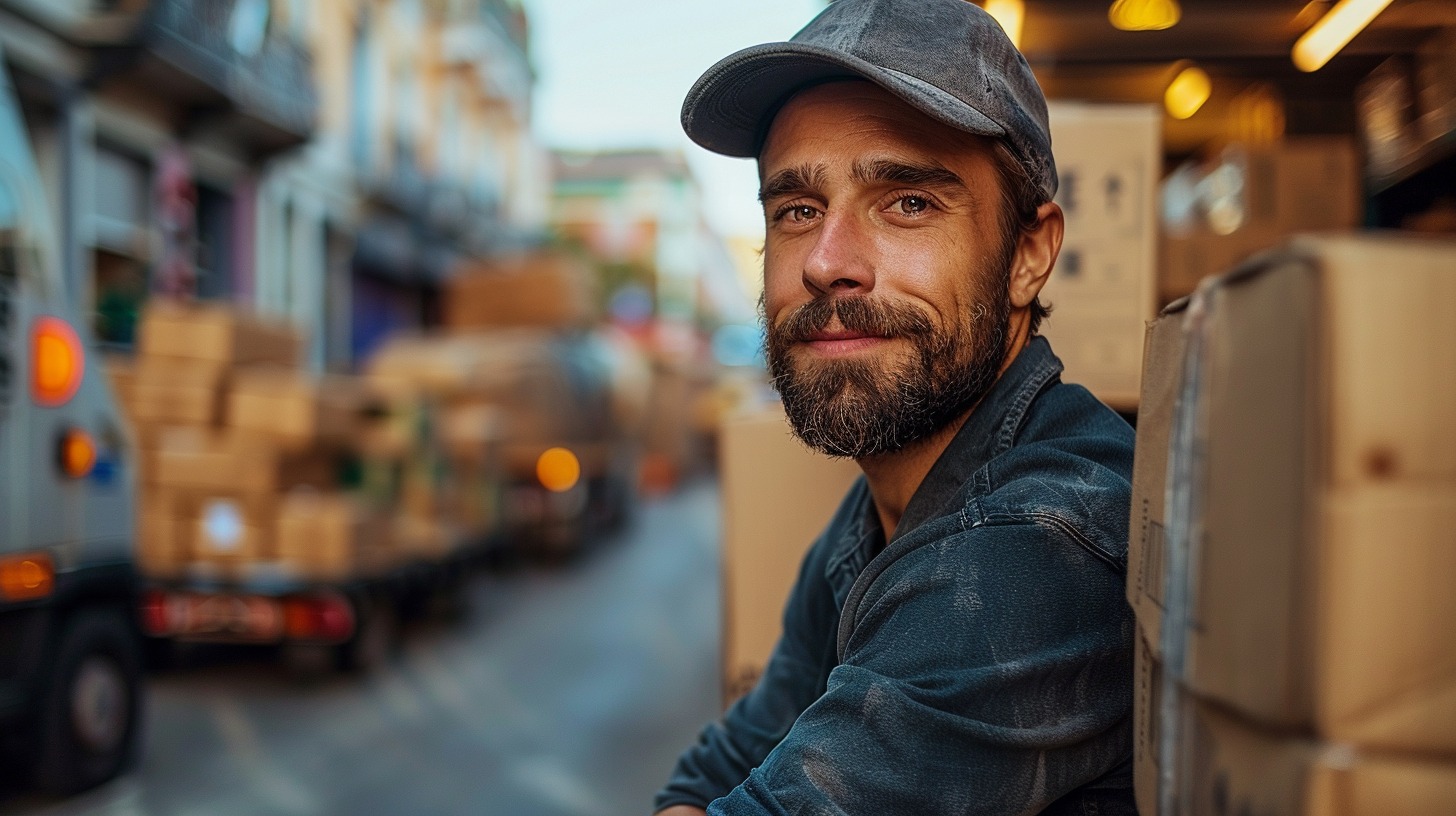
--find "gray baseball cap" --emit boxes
[681,0,1057,198]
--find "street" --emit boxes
[1,481,723,816]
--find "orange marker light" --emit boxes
[0,553,55,602]
[32,316,84,407]
[536,447,581,493]
[59,428,97,478]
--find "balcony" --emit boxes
[90,0,317,156]
[442,0,533,123]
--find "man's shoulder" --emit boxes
[973,379,1136,565]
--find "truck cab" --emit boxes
[0,48,143,793]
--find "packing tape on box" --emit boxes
[1157,278,1217,816]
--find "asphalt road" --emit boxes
[1,480,723,816]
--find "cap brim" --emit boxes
[682,41,1006,158]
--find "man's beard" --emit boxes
[764,276,1011,460]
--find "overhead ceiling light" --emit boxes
[1109,0,1181,32]
[983,0,1025,48]
[1292,0,1394,72]
[1165,63,1212,120]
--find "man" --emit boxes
[656,0,1136,813]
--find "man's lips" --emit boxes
[800,329,892,356]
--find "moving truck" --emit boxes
[0,49,144,793]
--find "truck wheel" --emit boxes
[335,598,397,674]
[281,643,335,682]
[34,609,144,794]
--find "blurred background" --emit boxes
[0,0,1451,813]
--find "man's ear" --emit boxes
[1008,201,1064,309]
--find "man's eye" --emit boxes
[783,205,818,223]
[897,196,931,215]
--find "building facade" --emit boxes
[550,148,753,345]
[0,0,546,370]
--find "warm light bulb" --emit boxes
[983,0,1025,48]
[1293,0,1394,72]
[1109,0,1181,32]
[1165,65,1211,120]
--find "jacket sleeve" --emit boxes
[653,526,845,813]
[705,520,1134,816]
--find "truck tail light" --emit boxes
[139,590,171,636]
[283,593,355,642]
[31,316,84,407]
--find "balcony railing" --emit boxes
[96,0,318,154]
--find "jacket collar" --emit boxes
[891,334,1064,543]
[822,335,1065,591]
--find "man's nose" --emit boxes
[802,211,874,296]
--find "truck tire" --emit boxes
[33,608,144,794]
[336,597,398,674]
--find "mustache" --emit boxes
[771,295,934,344]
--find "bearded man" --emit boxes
[656,0,1137,813]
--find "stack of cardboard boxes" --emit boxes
[362,331,527,549]
[117,302,391,582]
[1158,138,1361,305]
[444,250,598,331]
[1128,234,1456,814]
[1040,102,1161,412]
[438,251,674,498]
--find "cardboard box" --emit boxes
[1158,225,1287,304]
[1314,485,1456,754]
[129,421,169,485]
[1143,234,1456,752]
[719,406,861,705]
[135,492,186,579]
[228,369,364,451]
[446,463,500,540]
[392,513,455,561]
[1137,646,1456,816]
[137,301,301,367]
[439,400,505,465]
[1158,139,1361,304]
[1233,138,1361,234]
[129,357,230,426]
[365,336,480,396]
[148,489,279,566]
[443,252,597,330]
[1176,700,1456,816]
[276,492,391,581]
[355,383,427,461]
[1041,103,1161,409]
[642,358,708,478]
[152,429,338,494]
[1132,629,1162,816]
[1126,302,1187,650]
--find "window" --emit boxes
[194,183,234,300]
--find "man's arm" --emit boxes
[653,505,850,812]
[705,522,1134,815]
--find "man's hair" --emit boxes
[990,142,1052,335]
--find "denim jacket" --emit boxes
[656,336,1138,816]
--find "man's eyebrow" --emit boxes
[852,158,967,191]
[758,164,827,204]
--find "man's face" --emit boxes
[758,80,1016,459]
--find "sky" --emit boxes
[522,0,829,240]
